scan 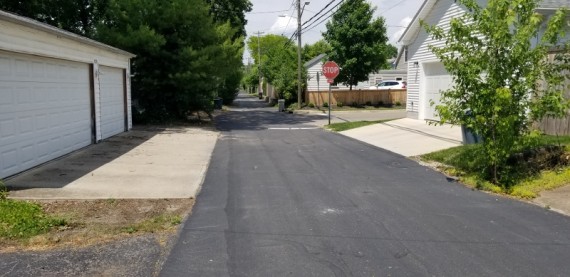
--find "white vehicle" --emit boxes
[369,80,407,90]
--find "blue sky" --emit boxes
[243,0,424,63]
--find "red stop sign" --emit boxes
[322,61,340,80]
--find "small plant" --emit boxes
[336,102,344,107]
[323,102,329,108]
[0,179,7,200]
[308,102,315,108]
[365,101,372,106]
[395,101,401,106]
[378,101,384,106]
[351,102,358,107]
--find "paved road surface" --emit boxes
[160,94,570,276]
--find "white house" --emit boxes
[304,53,370,91]
[0,10,135,179]
[398,0,569,121]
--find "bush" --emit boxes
[351,102,358,107]
[365,101,372,106]
[336,102,344,107]
[308,103,315,108]
[323,102,329,108]
[0,180,7,200]
[395,101,401,106]
[378,101,384,106]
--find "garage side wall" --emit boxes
[406,0,466,120]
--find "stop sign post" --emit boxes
[321,61,340,125]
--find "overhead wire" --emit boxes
[301,0,344,34]
[301,0,337,27]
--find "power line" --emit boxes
[301,0,337,27]
[304,0,343,30]
[379,0,409,15]
[281,0,297,36]
[301,0,344,34]
[247,9,290,14]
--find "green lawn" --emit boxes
[420,135,570,198]
[325,119,394,132]
[0,181,66,240]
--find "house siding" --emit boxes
[406,0,487,119]
[307,62,326,92]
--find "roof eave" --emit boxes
[0,10,135,58]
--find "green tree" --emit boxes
[322,0,390,90]
[302,40,332,62]
[423,0,570,184]
[98,0,222,121]
[247,34,304,102]
[0,0,108,38]
[206,0,252,39]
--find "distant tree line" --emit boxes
[0,0,252,123]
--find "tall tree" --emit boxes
[247,35,304,102]
[302,40,332,62]
[322,0,389,90]
[206,0,252,39]
[424,0,570,184]
[98,0,223,121]
[0,0,108,38]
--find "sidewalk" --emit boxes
[340,118,462,157]
[6,126,218,199]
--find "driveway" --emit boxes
[6,126,218,199]
[341,118,462,157]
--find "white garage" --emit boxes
[0,10,134,179]
[422,62,452,121]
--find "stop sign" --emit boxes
[322,61,340,80]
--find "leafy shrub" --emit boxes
[351,102,358,107]
[336,102,344,107]
[378,101,384,106]
[365,101,372,106]
[308,103,315,108]
[395,101,401,106]
[323,102,329,108]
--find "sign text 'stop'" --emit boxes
[322,61,340,80]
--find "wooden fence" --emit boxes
[535,52,570,135]
[306,89,407,107]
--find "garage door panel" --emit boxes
[423,63,453,121]
[99,66,125,140]
[0,51,92,178]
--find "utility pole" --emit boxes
[254,31,264,99]
[296,0,302,109]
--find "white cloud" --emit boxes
[390,16,413,45]
[269,15,297,35]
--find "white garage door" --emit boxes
[0,51,91,178]
[99,66,126,140]
[423,62,453,121]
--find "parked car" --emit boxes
[369,80,406,90]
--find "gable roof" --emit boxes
[398,0,570,46]
[304,53,327,68]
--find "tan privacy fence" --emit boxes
[306,89,407,107]
[535,52,570,135]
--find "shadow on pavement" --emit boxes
[5,126,170,190]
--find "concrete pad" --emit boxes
[340,118,462,157]
[532,185,570,216]
[5,127,218,199]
